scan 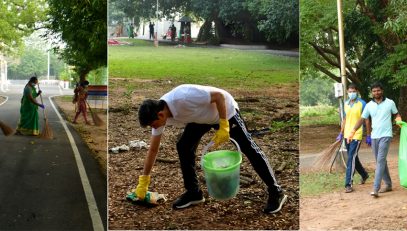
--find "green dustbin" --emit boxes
[201,139,242,200]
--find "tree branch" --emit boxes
[309,42,340,68]
[313,63,340,82]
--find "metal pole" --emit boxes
[154,0,159,47]
[47,50,50,80]
[337,0,347,100]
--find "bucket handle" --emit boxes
[200,138,241,168]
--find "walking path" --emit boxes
[0,83,106,230]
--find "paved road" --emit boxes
[111,36,299,57]
[0,83,106,230]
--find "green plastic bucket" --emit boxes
[201,139,242,200]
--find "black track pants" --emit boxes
[176,111,282,197]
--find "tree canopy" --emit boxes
[109,0,299,45]
[0,0,47,55]
[300,0,407,118]
[46,0,107,81]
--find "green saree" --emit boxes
[16,85,40,135]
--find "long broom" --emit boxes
[0,120,15,136]
[313,140,342,171]
[37,83,53,139]
[85,100,104,127]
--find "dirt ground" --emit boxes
[300,125,407,230]
[53,96,107,174]
[108,79,299,230]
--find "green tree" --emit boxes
[46,0,107,82]
[8,47,47,79]
[300,0,407,118]
[300,71,337,106]
[110,0,298,45]
[0,0,47,55]
[247,0,299,44]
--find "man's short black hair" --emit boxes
[348,83,358,91]
[138,99,166,127]
[370,82,383,90]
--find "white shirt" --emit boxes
[152,84,239,136]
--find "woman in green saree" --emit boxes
[16,77,45,135]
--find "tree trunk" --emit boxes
[197,20,213,42]
[79,69,90,83]
[214,17,227,43]
[398,86,407,120]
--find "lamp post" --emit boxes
[154,0,159,47]
[337,0,347,100]
[335,0,348,170]
[47,50,50,80]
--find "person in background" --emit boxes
[149,22,155,40]
[16,76,44,135]
[72,80,90,125]
[336,83,369,193]
[171,24,176,42]
[348,82,402,197]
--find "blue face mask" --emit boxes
[348,92,357,100]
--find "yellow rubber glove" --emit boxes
[212,118,230,147]
[135,175,150,200]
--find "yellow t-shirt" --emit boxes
[344,98,366,141]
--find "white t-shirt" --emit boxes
[152,84,239,136]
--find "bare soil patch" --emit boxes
[53,96,107,174]
[300,125,406,230]
[108,79,299,230]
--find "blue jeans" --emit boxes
[371,137,392,191]
[345,140,368,187]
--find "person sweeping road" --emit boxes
[72,80,91,125]
[348,82,402,197]
[336,83,370,193]
[16,76,45,136]
[133,84,287,214]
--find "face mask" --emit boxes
[31,82,36,87]
[348,92,357,100]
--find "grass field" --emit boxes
[300,104,339,126]
[108,40,298,89]
[300,171,370,196]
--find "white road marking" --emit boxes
[0,96,8,106]
[49,95,104,231]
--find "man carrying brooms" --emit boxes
[132,84,287,214]
[348,82,402,197]
[336,83,370,193]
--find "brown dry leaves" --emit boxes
[108,79,299,230]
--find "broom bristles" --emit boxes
[313,140,342,171]
[91,112,105,127]
[39,118,53,139]
[0,121,15,136]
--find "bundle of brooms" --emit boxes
[0,120,15,136]
[312,140,342,171]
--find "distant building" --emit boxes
[0,54,8,91]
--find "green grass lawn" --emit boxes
[108,40,298,89]
[300,171,370,196]
[300,104,339,126]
